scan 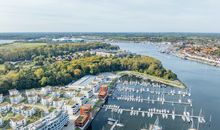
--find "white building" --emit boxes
[0,94,3,103]
[52,98,64,108]
[25,89,36,96]
[72,103,80,114]
[41,86,52,96]
[51,91,60,98]
[10,115,27,129]
[11,104,23,114]
[81,88,93,98]
[88,83,100,94]
[74,94,87,105]
[0,102,11,113]
[96,51,115,57]
[22,110,69,130]
[21,106,36,117]
[9,89,20,96]
[63,89,75,98]
[27,95,38,104]
[41,96,52,106]
[70,75,96,89]
[10,94,23,104]
[0,117,3,126]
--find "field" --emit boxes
[0,64,5,71]
[0,42,47,53]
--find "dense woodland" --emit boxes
[0,42,119,62]
[0,55,177,94]
[0,42,177,94]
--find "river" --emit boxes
[90,42,220,130]
[0,40,15,44]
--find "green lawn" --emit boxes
[0,64,5,71]
[0,42,47,56]
[0,42,47,50]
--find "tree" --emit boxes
[34,68,44,79]
[39,77,48,86]
[74,69,81,77]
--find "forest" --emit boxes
[0,42,177,94]
[0,42,119,62]
[0,55,177,94]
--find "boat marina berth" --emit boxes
[91,74,210,130]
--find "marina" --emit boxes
[102,105,205,124]
[90,42,220,130]
[95,77,209,130]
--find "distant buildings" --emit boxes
[52,37,84,43]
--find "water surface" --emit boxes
[90,42,220,130]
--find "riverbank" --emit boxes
[174,52,220,67]
[117,71,186,89]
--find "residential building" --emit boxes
[75,104,92,128]
[10,94,23,104]
[9,89,20,96]
[51,91,60,98]
[0,94,3,103]
[27,95,38,104]
[21,106,36,117]
[9,115,27,129]
[98,84,108,100]
[52,98,64,108]
[22,110,69,130]
[72,103,80,114]
[74,94,87,105]
[0,116,3,126]
[41,86,52,96]
[41,96,52,106]
[81,88,93,98]
[0,102,11,113]
[11,104,23,114]
[25,89,36,97]
[63,89,75,98]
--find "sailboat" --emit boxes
[172,108,175,120]
[188,118,197,130]
[148,116,162,130]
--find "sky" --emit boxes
[0,0,220,32]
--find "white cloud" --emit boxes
[0,0,220,32]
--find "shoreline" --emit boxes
[174,52,220,68]
[117,71,186,89]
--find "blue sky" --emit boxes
[0,0,220,32]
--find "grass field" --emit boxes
[0,64,5,71]
[0,42,47,52]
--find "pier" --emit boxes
[102,105,206,124]
[113,96,192,106]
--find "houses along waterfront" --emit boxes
[0,73,118,130]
